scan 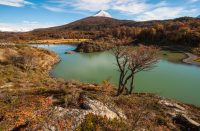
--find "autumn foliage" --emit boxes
[0,17,200,49]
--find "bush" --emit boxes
[76,113,129,131]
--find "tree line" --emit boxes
[0,17,200,48]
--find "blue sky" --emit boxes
[0,0,200,31]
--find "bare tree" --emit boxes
[113,45,159,95]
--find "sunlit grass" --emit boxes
[28,39,90,44]
[160,51,186,63]
[195,57,200,62]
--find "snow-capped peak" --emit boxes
[93,10,112,18]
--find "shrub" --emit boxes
[76,113,130,131]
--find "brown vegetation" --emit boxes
[28,39,90,44]
[0,42,199,130]
[1,17,200,53]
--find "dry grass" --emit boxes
[28,39,90,44]
[161,51,186,63]
[195,57,200,62]
[0,95,53,130]
[76,113,129,131]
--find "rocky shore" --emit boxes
[183,53,200,66]
[0,45,199,130]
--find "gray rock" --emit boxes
[159,99,200,130]
[159,100,186,111]
[42,98,126,130]
[174,114,200,130]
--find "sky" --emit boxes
[0,0,200,32]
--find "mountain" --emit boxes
[31,17,200,33]
[197,15,200,18]
[93,10,112,18]
[31,9,136,31]
[33,17,133,31]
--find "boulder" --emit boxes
[173,114,200,130]
[42,98,126,130]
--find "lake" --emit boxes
[32,44,200,106]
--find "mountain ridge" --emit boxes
[32,16,199,32]
[33,16,134,31]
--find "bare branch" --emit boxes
[112,44,159,95]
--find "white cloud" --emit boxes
[45,0,198,21]
[67,0,185,20]
[0,0,32,7]
[43,5,66,12]
[112,2,148,15]
[136,7,184,21]
[63,0,165,13]
[0,21,56,32]
[72,0,112,11]
[188,0,199,3]
[112,1,167,15]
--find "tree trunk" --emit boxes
[117,85,122,96]
[117,72,123,95]
[118,74,132,95]
[129,74,135,94]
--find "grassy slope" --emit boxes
[0,45,199,130]
[195,58,200,62]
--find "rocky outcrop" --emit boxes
[174,114,200,129]
[159,100,200,130]
[42,97,126,130]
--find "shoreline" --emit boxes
[161,46,200,66]
[36,43,200,67]
[183,52,200,66]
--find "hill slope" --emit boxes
[33,17,134,31]
[33,17,200,32]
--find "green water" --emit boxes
[33,44,200,106]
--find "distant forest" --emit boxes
[0,17,200,48]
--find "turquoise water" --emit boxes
[32,44,200,106]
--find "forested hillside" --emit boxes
[0,17,200,48]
